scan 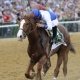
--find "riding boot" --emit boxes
[52,26,57,43]
[47,26,57,44]
[53,26,57,38]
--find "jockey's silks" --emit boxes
[31,9,57,21]
[31,9,41,19]
[48,10,57,21]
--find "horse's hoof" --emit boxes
[31,72,36,77]
[52,77,57,80]
[25,73,34,79]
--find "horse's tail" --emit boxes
[69,43,76,54]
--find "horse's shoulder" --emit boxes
[37,27,48,36]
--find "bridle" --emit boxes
[19,24,37,36]
[19,16,38,36]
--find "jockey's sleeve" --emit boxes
[40,11,53,30]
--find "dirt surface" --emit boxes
[0,32,80,80]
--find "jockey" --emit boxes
[31,8,59,43]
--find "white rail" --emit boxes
[60,20,80,24]
[0,24,19,28]
[0,20,80,28]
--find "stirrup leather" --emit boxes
[45,30,53,37]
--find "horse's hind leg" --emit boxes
[53,53,63,80]
[25,60,36,79]
[63,48,69,76]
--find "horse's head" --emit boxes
[17,14,38,41]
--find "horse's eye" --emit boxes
[25,23,29,25]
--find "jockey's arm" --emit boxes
[36,18,52,30]
[43,12,53,30]
[36,11,53,30]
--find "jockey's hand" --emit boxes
[36,23,48,29]
[36,23,44,27]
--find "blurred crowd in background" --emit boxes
[0,0,80,24]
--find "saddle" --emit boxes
[37,22,66,46]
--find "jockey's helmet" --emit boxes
[31,9,41,19]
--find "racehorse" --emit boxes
[17,14,75,80]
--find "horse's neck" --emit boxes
[28,29,39,44]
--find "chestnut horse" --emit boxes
[17,14,75,80]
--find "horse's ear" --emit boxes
[31,14,40,23]
[30,13,35,17]
[24,15,27,18]
[22,15,27,19]
[24,14,34,19]
[29,13,39,22]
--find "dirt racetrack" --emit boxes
[0,32,80,80]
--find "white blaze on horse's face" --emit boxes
[17,19,26,41]
[20,19,25,29]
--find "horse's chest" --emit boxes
[28,44,41,52]
[28,45,43,59]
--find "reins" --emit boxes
[19,25,37,36]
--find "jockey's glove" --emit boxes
[36,23,48,29]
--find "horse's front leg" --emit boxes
[25,59,36,79]
[36,55,47,80]
[36,62,42,80]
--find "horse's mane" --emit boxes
[22,14,33,24]
[23,14,39,23]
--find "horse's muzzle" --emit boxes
[17,29,27,41]
[17,34,26,41]
[17,35,23,41]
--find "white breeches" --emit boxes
[52,18,59,27]
[40,10,59,30]
[47,18,59,30]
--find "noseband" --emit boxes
[19,17,38,36]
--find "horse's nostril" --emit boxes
[20,35,22,38]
